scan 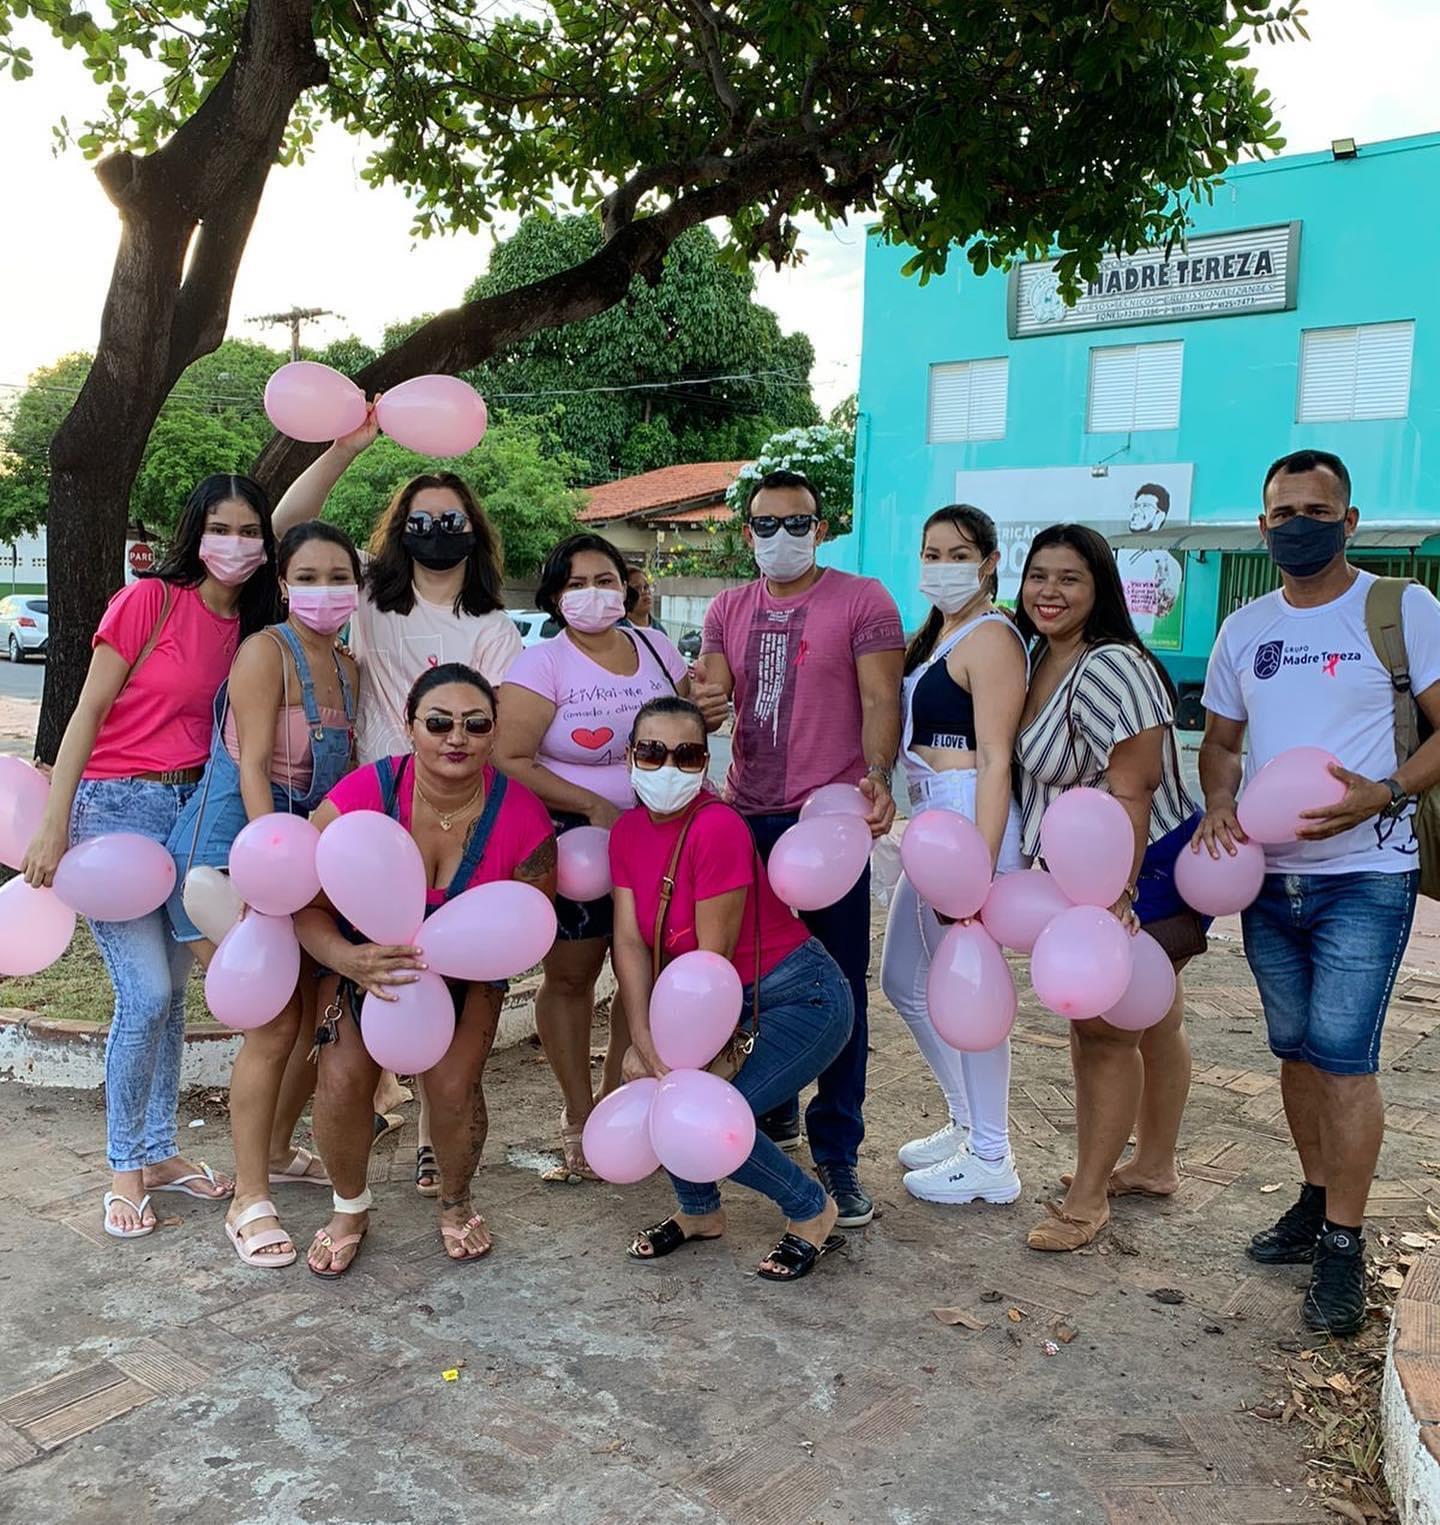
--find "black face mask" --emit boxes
[1265,515,1348,579]
[403,530,475,571]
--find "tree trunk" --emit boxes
[36,0,325,762]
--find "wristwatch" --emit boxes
[865,764,892,788]
[1380,777,1410,819]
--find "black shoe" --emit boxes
[1302,1228,1368,1336]
[815,1163,874,1228]
[759,1103,802,1152]
[1248,1183,1324,1264]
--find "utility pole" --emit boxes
[249,306,341,361]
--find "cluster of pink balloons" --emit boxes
[767,785,873,911]
[0,759,180,976]
[582,949,755,1183]
[264,363,488,458]
[556,826,612,902]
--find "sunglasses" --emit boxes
[406,510,471,536]
[749,514,817,539]
[631,739,709,773]
[422,713,494,736]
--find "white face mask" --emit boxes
[919,561,985,614]
[630,763,704,815]
[752,527,816,583]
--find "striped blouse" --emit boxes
[1015,642,1195,860]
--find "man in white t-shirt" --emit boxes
[1195,448,1440,1336]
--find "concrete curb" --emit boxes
[1384,1248,1440,1521]
[0,970,562,1089]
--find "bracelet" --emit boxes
[865,763,891,783]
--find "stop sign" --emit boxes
[127,542,154,575]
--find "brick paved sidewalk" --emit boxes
[2,924,1438,1523]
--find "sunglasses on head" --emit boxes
[749,514,817,539]
[631,739,708,773]
[422,713,494,736]
[406,510,470,536]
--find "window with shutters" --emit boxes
[1086,342,1184,432]
[1297,322,1414,422]
[927,359,1008,442]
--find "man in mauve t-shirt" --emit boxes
[696,469,903,1227]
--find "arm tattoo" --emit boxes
[515,835,558,884]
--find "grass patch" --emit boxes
[1,920,215,1028]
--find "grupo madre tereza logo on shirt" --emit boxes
[1252,639,1363,681]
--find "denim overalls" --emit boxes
[166,624,355,941]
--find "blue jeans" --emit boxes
[1242,869,1418,1076]
[670,939,854,1221]
[72,778,197,1170]
[746,812,871,1167]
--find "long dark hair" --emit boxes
[149,473,279,637]
[535,532,638,624]
[1014,523,1177,701]
[903,504,1000,677]
[366,473,504,617]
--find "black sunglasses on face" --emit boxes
[749,514,817,539]
[406,511,471,536]
[631,739,709,773]
[422,713,494,736]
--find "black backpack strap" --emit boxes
[444,770,509,901]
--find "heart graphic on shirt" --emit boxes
[571,726,615,751]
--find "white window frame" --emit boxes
[1296,321,1415,423]
[1086,341,1184,433]
[927,359,1008,443]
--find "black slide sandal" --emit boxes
[628,1218,723,1261]
[415,1144,439,1198]
[756,1232,846,1283]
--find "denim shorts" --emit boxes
[1241,869,1418,1076]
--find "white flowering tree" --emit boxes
[725,424,855,534]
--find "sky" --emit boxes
[1,0,1437,419]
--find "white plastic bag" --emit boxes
[869,825,905,908]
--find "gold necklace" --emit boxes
[413,776,484,832]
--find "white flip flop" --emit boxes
[268,1147,331,1187]
[148,1161,232,1200]
[103,1192,155,1239]
[224,1200,297,1269]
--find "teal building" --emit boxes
[829,132,1440,725]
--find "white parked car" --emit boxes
[0,595,48,662]
[510,609,558,647]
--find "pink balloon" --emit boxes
[1236,746,1348,845]
[375,375,488,457]
[53,833,177,921]
[0,879,76,975]
[0,757,50,869]
[582,1078,661,1184]
[1040,788,1135,907]
[416,880,558,982]
[315,810,426,945]
[900,808,994,919]
[926,922,1017,1052]
[766,815,871,912]
[556,826,612,902]
[648,1069,757,1182]
[799,784,869,823]
[360,971,456,1073]
[1030,904,1135,1021]
[650,950,743,1070]
[205,912,301,1030]
[980,870,1072,952]
[1103,930,1177,1032]
[1175,836,1267,916]
[263,361,368,444]
[228,812,321,916]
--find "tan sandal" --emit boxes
[542,1108,598,1183]
[1026,1200,1110,1252]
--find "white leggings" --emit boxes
[880,768,1024,1160]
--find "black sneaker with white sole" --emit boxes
[815,1162,874,1228]
[1248,1183,1324,1264]
[759,1102,802,1152]
[1302,1228,1368,1336]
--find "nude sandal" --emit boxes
[1026,1200,1110,1253]
[308,1226,367,1279]
[225,1199,297,1269]
[542,1109,598,1182]
[440,1213,493,1263]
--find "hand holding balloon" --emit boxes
[1296,764,1394,841]
[339,941,427,1002]
[1191,798,1248,859]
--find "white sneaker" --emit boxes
[898,1121,968,1172]
[903,1145,1022,1205]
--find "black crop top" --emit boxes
[910,657,977,751]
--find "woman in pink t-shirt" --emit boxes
[609,697,854,1284]
[296,663,556,1275]
[496,532,723,1180]
[22,474,280,1241]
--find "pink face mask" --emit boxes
[286,584,360,635]
[560,586,626,634]
[199,534,268,587]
